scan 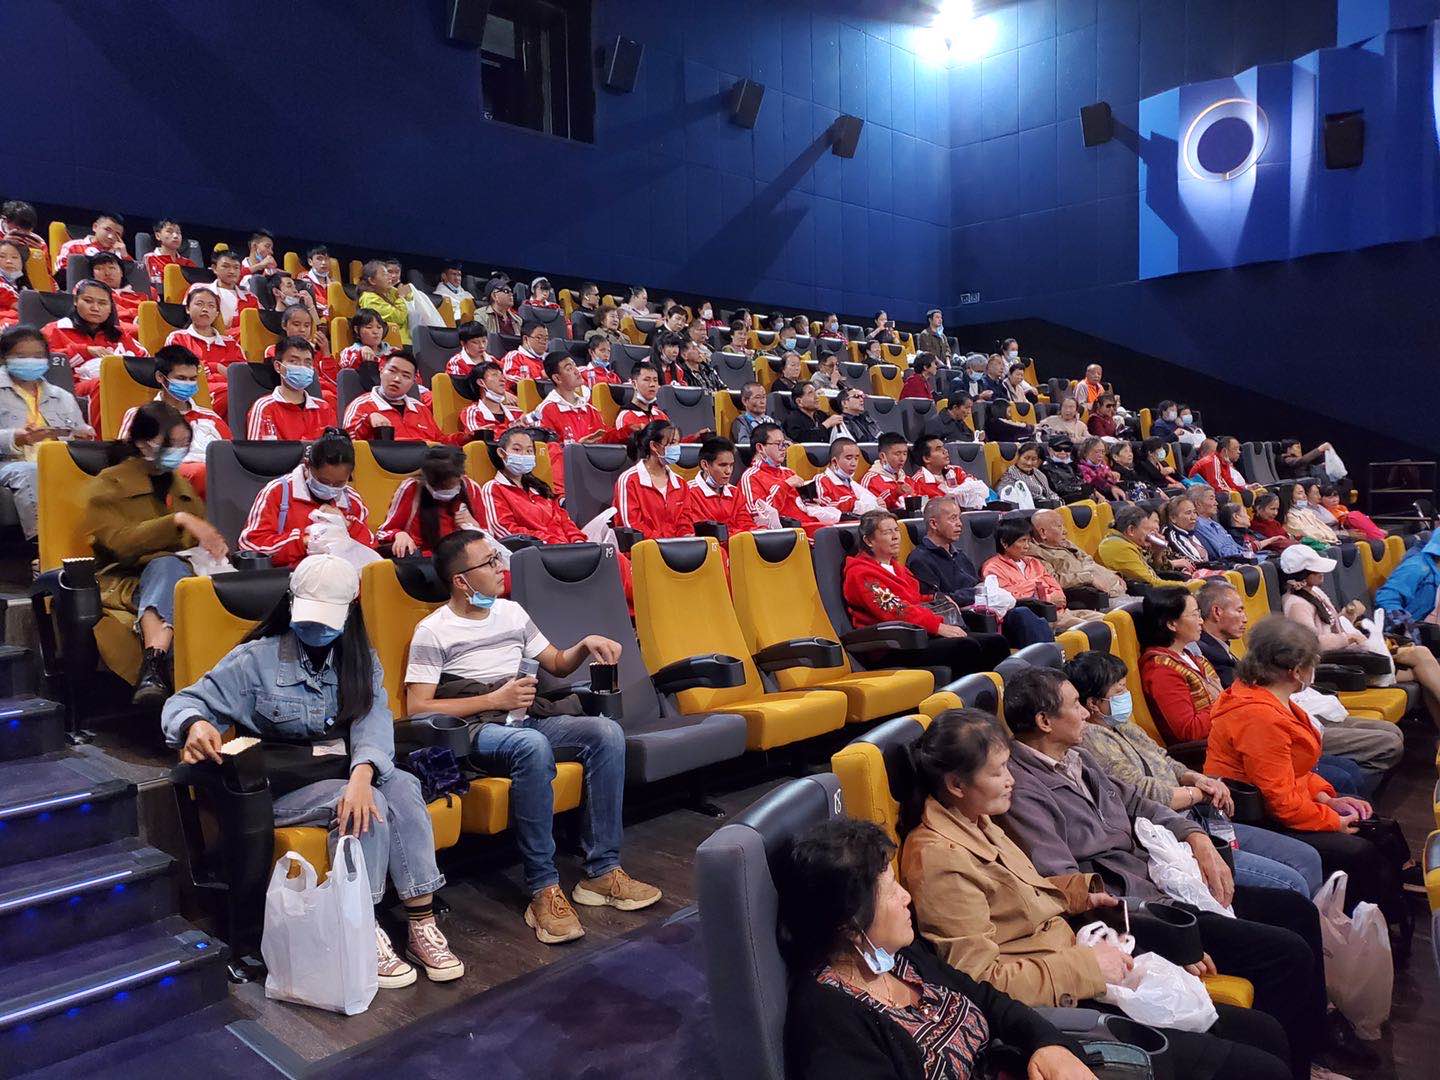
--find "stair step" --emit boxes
[0,915,229,1076]
[0,756,135,869]
[0,645,35,699]
[0,840,176,963]
[0,697,66,764]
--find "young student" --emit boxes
[268,271,320,324]
[615,420,692,539]
[859,431,917,511]
[164,553,465,987]
[500,320,548,387]
[405,530,661,944]
[479,429,589,545]
[208,250,255,334]
[239,428,374,567]
[356,259,410,346]
[681,436,757,535]
[535,352,610,493]
[524,276,571,335]
[0,239,27,327]
[652,330,686,385]
[343,351,456,443]
[445,320,490,380]
[246,336,337,441]
[55,211,129,272]
[44,278,148,426]
[378,445,486,558]
[579,331,622,391]
[165,285,245,419]
[87,252,150,333]
[262,304,336,404]
[739,421,828,532]
[297,244,332,317]
[241,228,278,280]
[434,263,473,316]
[337,308,393,371]
[117,345,230,497]
[460,362,525,441]
[141,218,196,289]
[816,437,880,514]
[1,200,49,265]
[612,363,670,440]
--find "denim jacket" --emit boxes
[161,631,395,783]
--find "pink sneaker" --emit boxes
[375,924,416,989]
[405,918,465,982]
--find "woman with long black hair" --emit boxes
[379,445,486,557]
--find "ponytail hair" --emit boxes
[627,419,676,463]
[488,428,554,500]
[306,427,355,471]
[899,708,1010,836]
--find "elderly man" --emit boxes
[1030,509,1128,608]
[922,393,984,443]
[1070,364,1105,408]
[1189,485,1252,563]
[1097,505,1188,589]
[906,496,1052,646]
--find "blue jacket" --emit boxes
[906,536,982,607]
[1193,515,1247,561]
[161,631,396,783]
[1375,534,1440,622]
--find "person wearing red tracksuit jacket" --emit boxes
[860,432,918,511]
[43,281,148,431]
[142,220,196,288]
[535,352,613,495]
[342,352,461,444]
[500,321,549,387]
[165,286,245,420]
[738,422,827,533]
[460,362,526,440]
[377,445,487,557]
[814,438,880,515]
[614,419,692,539]
[238,433,375,568]
[88,253,151,336]
[206,251,256,338]
[579,334,623,392]
[53,213,129,273]
[479,431,589,545]
[246,338,337,440]
[298,245,332,318]
[680,437,757,535]
[446,321,491,380]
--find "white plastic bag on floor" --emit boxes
[1315,871,1392,1038]
[1134,817,1234,917]
[1098,952,1218,1033]
[262,838,377,1015]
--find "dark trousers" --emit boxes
[1093,1001,1289,1080]
[999,605,1054,647]
[887,631,1010,683]
[1279,825,1403,922]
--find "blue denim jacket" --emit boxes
[1193,514,1246,561]
[161,631,395,783]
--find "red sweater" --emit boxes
[614,461,691,539]
[843,552,942,634]
[1139,646,1224,744]
[239,464,374,568]
[376,476,487,553]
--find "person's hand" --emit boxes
[391,531,417,558]
[491,675,538,713]
[1194,776,1234,817]
[784,474,807,488]
[1318,442,1332,453]
[1187,834,1234,907]
[1084,891,1120,911]
[17,426,69,447]
[1184,953,1218,979]
[934,623,968,639]
[179,719,223,764]
[85,345,109,358]
[979,390,994,400]
[579,429,607,444]
[1027,1045,1098,1080]
[1255,535,1283,549]
[1089,940,1134,983]
[368,413,392,429]
[581,634,622,665]
[452,504,479,530]
[974,431,986,442]
[823,413,844,428]
[1331,795,1372,821]
[190,519,230,561]
[336,766,381,837]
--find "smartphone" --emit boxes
[506,658,541,725]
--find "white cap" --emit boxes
[1278,545,1336,575]
[290,554,360,630]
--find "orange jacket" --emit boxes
[1203,680,1341,831]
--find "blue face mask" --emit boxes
[1106,690,1133,725]
[662,444,683,465]
[856,930,896,976]
[6,358,50,383]
[467,589,496,610]
[1292,499,1308,510]
[282,364,314,391]
[292,621,343,647]
[164,377,199,402]
[504,453,536,476]
[781,338,796,350]
[155,446,187,472]
[306,475,345,502]
[1179,413,1193,425]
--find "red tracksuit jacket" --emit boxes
[343,389,459,444]
[246,388,337,441]
[239,464,374,567]
[376,476,487,553]
[860,463,913,511]
[500,346,545,386]
[681,475,757,534]
[816,468,879,513]
[614,461,692,538]
[461,397,525,439]
[842,552,943,634]
[143,251,196,288]
[739,459,824,529]
[479,472,587,544]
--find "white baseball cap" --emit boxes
[290,554,360,630]
[1278,545,1336,575]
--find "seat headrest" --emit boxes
[233,359,281,391]
[369,441,431,473]
[123,356,159,388]
[752,529,800,564]
[1070,504,1093,527]
[68,440,113,476]
[1013,641,1062,669]
[950,673,999,715]
[995,655,1033,684]
[258,309,285,335]
[1079,620,1113,652]
[656,537,712,574]
[425,327,460,349]
[855,716,926,811]
[232,440,306,474]
[394,557,448,602]
[963,512,999,539]
[731,774,844,869]
[211,568,293,619]
[582,444,631,469]
[533,542,605,584]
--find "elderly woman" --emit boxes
[1037,396,1087,445]
[996,442,1060,509]
[1065,651,1320,895]
[1159,494,1212,569]
[780,815,1097,1080]
[1137,587,1227,744]
[980,518,1103,632]
[1076,438,1126,501]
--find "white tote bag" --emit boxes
[1315,871,1392,1038]
[262,837,378,1015]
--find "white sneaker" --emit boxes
[1311,1066,1354,1080]
[375,924,417,989]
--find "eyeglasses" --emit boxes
[456,554,503,575]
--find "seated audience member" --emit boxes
[1313,483,1385,541]
[0,239,29,326]
[613,363,683,441]
[88,402,223,705]
[405,531,660,944]
[618,284,651,322]
[1037,395,1087,445]
[780,816,1097,1080]
[240,229,278,279]
[768,351,806,396]
[141,218,195,288]
[1171,404,1207,448]
[923,392,984,443]
[1136,587,1227,744]
[1070,364,1105,409]
[676,337,725,392]
[262,303,334,403]
[343,351,454,443]
[165,554,463,986]
[1216,503,1268,561]
[865,309,895,344]
[681,436,756,536]
[477,278,520,338]
[1283,481,1339,549]
[683,317,712,360]
[974,354,1009,403]
[725,322,755,360]
[908,497,1053,647]
[117,345,227,497]
[338,308,394,371]
[899,353,939,400]
[860,432,918,512]
[981,518,1103,631]
[729,381,774,445]
[44,279,147,399]
[1275,438,1334,482]
[999,666,1328,1079]
[500,319,548,387]
[830,385,882,443]
[809,350,843,394]
[782,382,843,443]
[434,262,474,315]
[1159,494,1212,569]
[524,276,567,334]
[915,308,948,358]
[696,300,723,331]
[1205,616,1415,946]
[815,437,878,514]
[1376,529,1440,624]
[1097,504,1186,589]
[480,429,587,545]
[297,244,332,316]
[1149,401,1182,443]
[0,326,93,543]
[1064,652,1320,897]
[910,434,988,509]
[246,336,337,440]
[844,510,1009,678]
[615,420,691,539]
[86,252,149,334]
[240,428,373,568]
[166,286,244,404]
[207,250,254,335]
[1105,441,1146,497]
[860,338,887,367]
[1,200,49,264]
[460,362,525,441]
[652,330,685,384]
[445,320,490,380]
[900,710,1293,1080]
[740,422,827,531]
[379,445,485,558]
[356,259,411,347]
[1038,437,1091,503]
[1246,492,1297,554]
[1002,361,1038,405]
[996,441,1059,508]
[55,211,129,272]
[1135,437,1183,493]
[579,331,623,391]
[1189,436,1254,495]
[1190,485,1253,563]
[1029,509,1127,605]
[267,271,320,326]
[1076,437,1125,501]
[536,351,611,493]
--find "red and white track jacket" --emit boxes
[479,471,587,544]
[246,388,336,441]
[681,475,757,534]
[614,461,692,539]
[239,464,374,568]
[343,389,457,444]
[376,476,488,553]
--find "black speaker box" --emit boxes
[1080,101,1113,147]
[602,36,644,93]
[445,0,491,46]
[831,114,863,158]
[1324,111,1364,169]
[730,79,764,128]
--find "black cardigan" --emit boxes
[785,943,1080,1080]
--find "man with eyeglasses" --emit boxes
[738,422,828,534]
[404,530,661,946]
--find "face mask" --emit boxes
[856,930,895,976]
[1006,349,1017,360]
[662,444,683,465]
[428,485,461,501]
[701,308,712,320]
[307,476,345,502]
[1292,499,1308,510]
[1051,454,1070,465]
[0,268,21,284]
[1162,410,1177,422]
[634,394,656,406]
[504,452,536,476]
[6,357,50,382]
[292,621,342,647]
[484,389,507,403]
[827,320,838,330]
[835,462,856,479]
[1179,413,1193,424]
[282,364,313,391]
[781,338,796,350]
[155,446,187,472]
[1106,690,1133,725]
[592,355,610,368]
[467,588,496,610]
[164,377,199,402]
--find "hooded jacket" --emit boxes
[1374,532,1440,622]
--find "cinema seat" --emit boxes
[204,440,305,547]
[632,537,849,751]
[352,439,430,530]
[1059,501,1107,556]
[98,355,213,439]
[327,281,357,319]
[237,307,279,361]
[562,444,630,527]
[869,363,902,399]
[412,325,460,382]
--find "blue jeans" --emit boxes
[1314,753,1363,796]
[0,459,37,539]
[468,714,626,895]
[134,554,192,627]
[1232,823,1323,896]
[271,769,444,903]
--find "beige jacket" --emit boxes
[1033,539,1127,597]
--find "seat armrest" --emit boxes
[1013,597,1058,622]
[229,550,271,571]
[752,636,845,673]
[691,521,729,543]
[1167,739,1208,771]
[394,715,475,759]
[613,526,644,554]
[841,622,928,654]
[1032,1006,1104,1034]
[499,533,544,552]
[960,608,1000,634]
[652,653,746,694]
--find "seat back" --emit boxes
[694,773,845,1080]
[811,524,862,640]
[985,442,1019,486]
[831,716,929,848]
[172,571,293,689]
[1259,558,1283,613]
[412,326,461,382]
[610,342,650,381]
[353,440,429,530]
[205,441,306,547]
[224,360,278,434]
[359,559,448,718]
[37,440,114,570]
[899,398,934,441]
[430,373,467,434]
[18,289,73,328]
[1102,608,1164,744]
[657,385,714,437]
[1056,617,1115,660]
[863,394,905,436]
[958,510,1001,570]
[869,364,903,399]
[98,355,213,439]
[1333,543,1370,607]
[562,443,630,526]
[946,440,986,479]
[711,351,754,392]
[1008,401,1037,425]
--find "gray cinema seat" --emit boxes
[657,385,714,437]
[205,440,305,547]
[563,443,630,526]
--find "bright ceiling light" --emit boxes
[922,0,996,65]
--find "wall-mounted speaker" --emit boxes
[1324,110,1364,169]
[1080,101,1113,147]
[445,0,491,46]
[729,79,765,129]
[831,115,863,158]
[602,36,644,93]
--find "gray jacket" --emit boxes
[161,631,396,784]
[0,368,91,459]
[1000,740,1200,903]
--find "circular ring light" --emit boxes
[1182,98,1269,182]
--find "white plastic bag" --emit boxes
[954,476,991,509]
[999,481,1036,511]
[1362,608,1397,687]
[262,838,377,1015]
[976,574,1016,617]
[405,286,445,331]
[1291,686,1349,725]
[175,545,235,578]
[1134,817,1234,917]
[1099,951,1219,1033]
[1323,447,1348,482]
[1315,871,1392,1038]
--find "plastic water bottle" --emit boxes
[506,658,540,725]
